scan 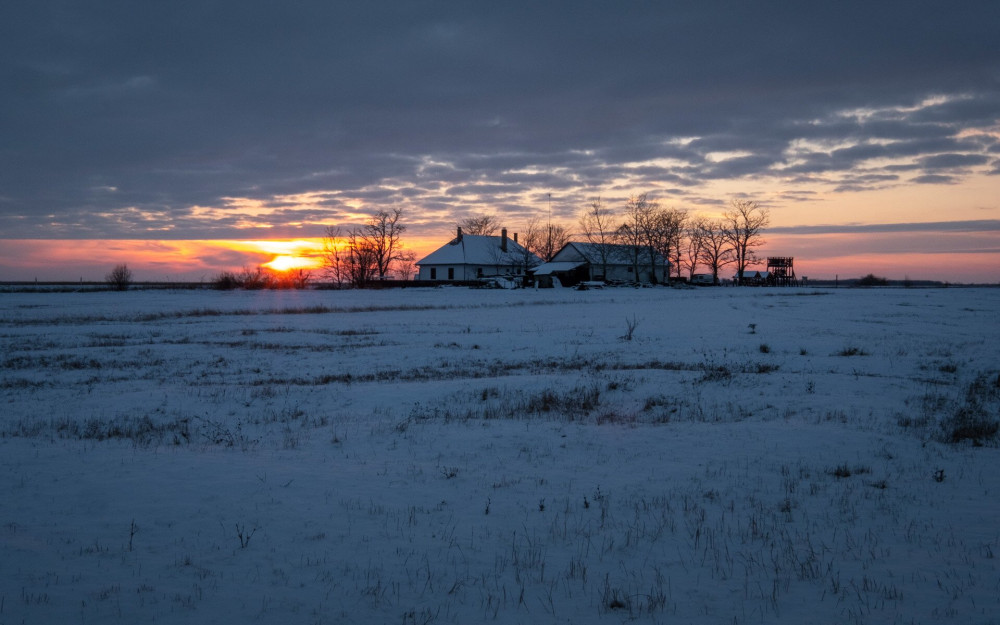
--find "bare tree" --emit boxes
[346,228,379,286]
[541,223,570,261]
[510,219,544,276]
[722,199,769,284]
[615,195,650,282]
[321,226,349,287]
[649,207,687,282]
[238,265,271,289]
[578,197,616,280]
[322,209,407,287]
[520,218,543,265]
[615,223,640,281]
[106,263,133,291]
[680,220,705,280]
[523,217,569,262]
[362,208,406,279]
[617,194,659,282]
[695,219,734,284]
[458,213,501,236]
[321,225,377,288]
[395,250,417,280]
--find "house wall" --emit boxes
[418,265,463,281]
[578,263,669,283]
[418,264,525,281]
[598,264,641,282]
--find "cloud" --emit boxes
[1,1,999,239]
[912,174,957,185]
[768,219,1000,235]
[920,153,991,170]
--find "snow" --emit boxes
[2,286,999,624]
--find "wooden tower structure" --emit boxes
[766,257,797,286]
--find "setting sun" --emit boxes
[263,254,322,272]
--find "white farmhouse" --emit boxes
[416,227,541,282]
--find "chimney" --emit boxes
[513,232,518,243]
[456,226,463,242]
[501,227,508,252]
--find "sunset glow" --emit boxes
[0,239,335,282]
[2,225,996,283]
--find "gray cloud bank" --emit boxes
[769,219,1000,235]
[1,1,998,239]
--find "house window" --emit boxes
[430,268,437,280]
[477,267,483,278]
[448,267,455,280]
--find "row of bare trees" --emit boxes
[459,195,769,284]
[578,195,769,284]
[317,195,768,287]
[322,208,414,287]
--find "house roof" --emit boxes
[530,261,586,275]
[554,241,669,265]
[416,234,540,267]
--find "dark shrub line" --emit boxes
[247,357,779,388]
[1,299,574,327]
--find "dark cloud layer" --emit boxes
[768,219,1000,235]
[2,1,998,239]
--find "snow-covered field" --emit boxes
[2,286,998,625]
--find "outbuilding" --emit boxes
[530,242,669,287]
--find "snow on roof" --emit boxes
[558,242,668,265]
[417,234,539,266]
[566,242,628,263]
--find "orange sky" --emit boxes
[1,174,998,283]
[2,228,997,284]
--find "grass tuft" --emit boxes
[836,346,868,357]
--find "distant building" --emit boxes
[737,258,798,286]
[416,227,541,282]
[766,257,797,286]
[531,242,669,287]
[740,270,771,286]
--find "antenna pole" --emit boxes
[546,193,552,261]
